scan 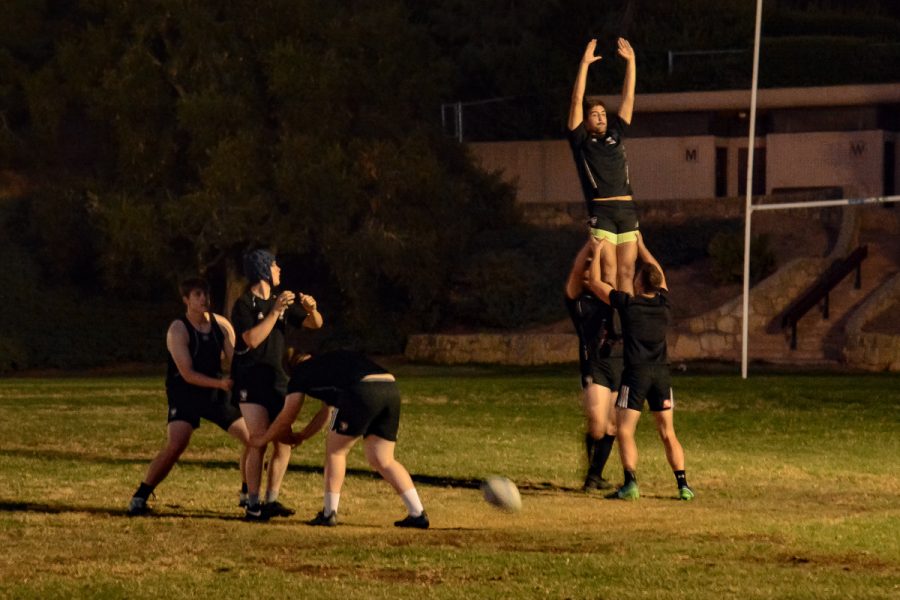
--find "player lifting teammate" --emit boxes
[248,350,429,529]
[565,239,621,491]
[586,234,694,501]
[568,37,639,295]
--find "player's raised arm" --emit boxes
[298,293,324,329]
[617,38,636,125]
[565,237,595,299]
[636,232,667,291]
[585,238,615,304]
[569,39,603,131]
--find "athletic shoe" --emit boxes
[678,485,695,501]
[607,481,640,500]
[394,511,430,529]
[126,496,150,516]
[238,492,248,508]
[308,510,338,527]
[244,504,270,522]
[263,500,296,518]
[583,475,614,492]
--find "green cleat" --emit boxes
[678,486,695,501]
[607,481,640,500]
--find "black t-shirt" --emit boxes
[166,315,225,390]
[287,351,389,407]
[230,290,304,388]
[567,116,633,202]
[565,293,622,361]
[609,290,670,366]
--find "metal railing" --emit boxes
[779,245,868,350]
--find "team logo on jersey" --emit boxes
[239,389,248,402]
[169,408,177,418]
[338,421,349,433]
[604,136,617,145]
[257,312,264,321]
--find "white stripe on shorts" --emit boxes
[617,385,630,409]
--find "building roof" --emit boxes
[590,83,900,113]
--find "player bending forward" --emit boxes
[586,234,695,501]
[248,350,429,528]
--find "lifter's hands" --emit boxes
[617,37,635,62]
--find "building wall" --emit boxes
[766,130,884,197]
[469,129,890,202]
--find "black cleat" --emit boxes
[263,500,296,518]
[308,510,338,527]
[394,511,429,529]
[583,475,614,492]
[244,504,271,522]
[126,496,151,516]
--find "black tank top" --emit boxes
[166,315,225,389]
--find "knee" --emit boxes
[367,454,393,472]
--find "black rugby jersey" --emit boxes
[166,315,225,389]
[565,293,622,362]
[287,351,389,407]
[567,116,632,202]
[231,290,305,389]
[609,290,670,367]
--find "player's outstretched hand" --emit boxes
[617,38,635,61]
[582,39,603,65]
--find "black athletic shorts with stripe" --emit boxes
[617,365,673,412]
[167,386,242,430]
[330,381,401,442]
[581,356,624,392]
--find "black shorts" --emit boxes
[330,381,401,442]
[580,355,623,392]
[233,365,287,422]
[166,386,242,431]
[588,200,639,244]
[617,365,673,412]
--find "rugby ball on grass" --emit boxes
[481,476,522,513]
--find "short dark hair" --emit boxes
[584,99,607,113]
[636,263,663,293]
[179,277,210,298]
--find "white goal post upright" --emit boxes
[741,0,765,379]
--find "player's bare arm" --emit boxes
[569,39,603,131]
[298,293,324,329]
[636,232,667,291]
[617,38,636,124]
[565,238,595,299]
[166,320,233,391]
[241,290,295,349]
[585,238,615,303]
[285,403,332,447]
[211,313,236,362]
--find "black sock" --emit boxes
[674,470,688,489]
[241,482,248,494]
[590,434,616,477]
[623,470,637,486]
[134,482,154,500]
[584,433,596,465]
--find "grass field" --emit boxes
[0,365,898,599]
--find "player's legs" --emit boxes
[616,240,637,295]
[364,435,428,527]
[239,403,270,512]
[307,430,358,524]
[582,383,610,439]
[652,408,684,471]
[616,407,641,472]
[606,392,619,436]
[598,236,618,288]
[127,420,193,515]
[583,383,615,490]
[226,418,251,506]
[264,441,292,502]
[142,420,193,488]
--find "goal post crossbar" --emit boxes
[751,195,900,212]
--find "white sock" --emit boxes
[400,488,424,517]
[324,492,340,516]
[265,490,279,504]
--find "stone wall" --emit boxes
[405,333,576,365]
[669,257,826,361]
[842,273,900,371]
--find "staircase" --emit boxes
[748,241,898,365]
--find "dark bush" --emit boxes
[708,231,776,285]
